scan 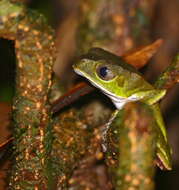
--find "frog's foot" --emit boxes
[156,139,172,170]
[101,110,119,152]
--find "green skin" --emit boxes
[73,48,172,170]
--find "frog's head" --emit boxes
[73,48,140,108]
[73,48,166,109]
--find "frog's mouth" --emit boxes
[74,68,130,109]
[74,68,119,98]
[74,67,140,109]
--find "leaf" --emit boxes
[123,39,163,69]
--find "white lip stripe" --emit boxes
[111,100,126,109]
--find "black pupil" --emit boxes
[99,67,108,77]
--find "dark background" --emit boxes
[0,0,179,189]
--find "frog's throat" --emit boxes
[74,68,140,110]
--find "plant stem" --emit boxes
[0,0,56,189]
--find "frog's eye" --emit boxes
[96,65,116,81]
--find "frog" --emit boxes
[73,47,172,170]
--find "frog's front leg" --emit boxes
[101,109,119,152]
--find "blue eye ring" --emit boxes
[97,65,116,81]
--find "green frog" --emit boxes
[73,48,172,170]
